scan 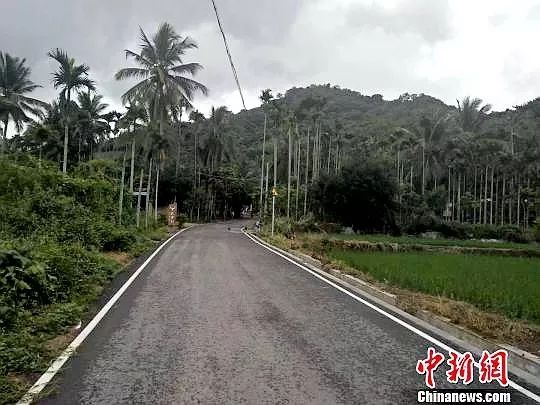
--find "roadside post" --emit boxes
[167,202,177,227]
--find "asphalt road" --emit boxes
[39,221,538,404]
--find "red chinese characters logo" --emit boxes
[446,351,474,385]
[416,347,508,388]
[416,347,445,388]
[478,349,509,387]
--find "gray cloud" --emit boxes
[0,0,305,114]
[346,0,452,44]
[1,0,538,116]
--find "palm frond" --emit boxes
[115,67,150,81]
[170,62,203,76]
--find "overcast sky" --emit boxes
[2,0,540,117]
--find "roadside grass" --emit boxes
[0,227,169,405]
[329,249,540,325]
[326,233,540,251]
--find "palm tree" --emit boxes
[48,48,95,172]
[0,52,47,154]
[457,96,492,133]
[117,103,149,192]
[115,22,207,141]
[76,91,109,160]
[202,106,230,171]
[259,89,273,217]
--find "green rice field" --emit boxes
[329,249,540,324]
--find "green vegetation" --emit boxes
[1,16,540,402]
[0,157,165,404]
[329,249,540,324]
[328,233,540,252]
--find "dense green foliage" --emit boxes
[311,161,397,233]
[330,249,540,324]
[0,157,159,326]
[0,157,163,403]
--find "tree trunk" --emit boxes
[62,90,71,173]
[1,118,8,156]
[490,167,494,225]
[129,136,136,193]
[304,127,310,217]
[495,174,499,226]
[327,132,331,173]
[287,126,291,218]
[483,166,488,225]
[396,149,400,186]
[264,161,269,217]
[118,147,127,225]
[517,177,521,227]
[509,177,513,225]
[295,138,300,220]
[448,167,452,221]
[175,108,182,179]
[452,172,457,222]
[421,141,425,195]
[145,158,153,229]
[312,123,317,181]
[473,167,477,224]
[501,173,505,225]
[259,113,267,217]
[457,173,461,223]
[136,167,144,228]
[192,129,198,218]
[154,161,159,222]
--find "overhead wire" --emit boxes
[210,0,247,110]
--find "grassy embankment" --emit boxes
[329,233,540,252]
[0,157,170,404]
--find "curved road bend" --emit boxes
[39,222,538,404]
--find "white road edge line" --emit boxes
[16,226,192,405]
[243,231,540,403]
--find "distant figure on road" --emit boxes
[255,220,261,233]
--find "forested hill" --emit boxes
[223,84,534,176]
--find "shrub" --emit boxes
[102,228,137,252]
[433,221,469,239]
[0,249,52,310]
[469,225,500,239]
[404,214,438,235]
[500,226,533,244]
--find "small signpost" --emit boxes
[167,202,177,227]
[271,187,277,236]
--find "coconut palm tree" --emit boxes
[115,22,207,140]
[457,96,492,133]
[48,48,95,172]
[0,52,48,154]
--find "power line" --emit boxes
[210,0,247,110]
